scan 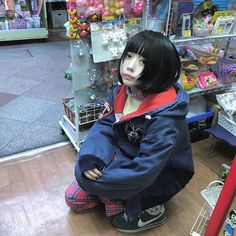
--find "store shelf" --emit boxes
[59,115,80,151]
[0,0,48,41]
[59,115,89,151]
[188,83,233,97]
[63,0,236,151]
[172,34,236,46]
[187,109,215,124]
[0,28,48,41]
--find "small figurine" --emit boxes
[223,209,236,236]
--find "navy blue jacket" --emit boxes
[75,83,194,215]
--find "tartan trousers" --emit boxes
[65,180,126,217]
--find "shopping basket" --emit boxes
[200,180,224,211]
[190,180,224,236]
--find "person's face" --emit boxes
[230,213,236,224]
[120,52,145,88]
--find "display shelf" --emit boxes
[172,34,236,46]
[0,28,48,41]
[188,83,233,97]
[62,0,236,152]
[187,108,215,123]
[70,41,99,92]
[0,0,48,41]
[59,115,80,151]
[74,89,107,106]
[59,115,88,151]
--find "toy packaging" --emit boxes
[197,71,219,89]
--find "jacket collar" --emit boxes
[114,84,177,121]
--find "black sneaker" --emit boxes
[112,204,166,233]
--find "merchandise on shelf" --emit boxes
[167,0,236,39]
[63,97,105,131]
[197,71,219,89]
[178,39,236,94]
[90,19,141,62]
[0,0,46,30]
[221,208,236,236]
[211,58,236,84]
[65,0,143,39]
[61,0,236,149]
[218,163,231,183]
[216,91,236,122]
[62,0,145,135]
[181,70,198,91]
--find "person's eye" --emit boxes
[140,59,144,63]
[126,52,132,58]
[139,58,145,64]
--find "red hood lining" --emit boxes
[114,85,177,121]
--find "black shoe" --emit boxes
[112,204,166,233]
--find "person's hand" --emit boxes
[84,168,102,180]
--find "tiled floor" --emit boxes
[0,30,72,158]
[0,93,18,107]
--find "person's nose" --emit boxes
[127,58,136,72]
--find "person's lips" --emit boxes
[122,74,133,80]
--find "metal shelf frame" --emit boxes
[59,115,80,151]
[188,84,233,97]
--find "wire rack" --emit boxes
[190,181,224,236]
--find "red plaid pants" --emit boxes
[65,181,126,217]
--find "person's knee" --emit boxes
[64,181,100,211]
[64,181,84,209]
[65,186,78,208]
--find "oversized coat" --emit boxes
[75,83,194,217]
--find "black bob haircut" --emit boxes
[118,30,181,94]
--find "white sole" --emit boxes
[114,216,166,234]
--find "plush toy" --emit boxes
[104,0,125,16]
[181,71,197,91]
[133,0,144,16]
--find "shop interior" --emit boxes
[0,0,236,235]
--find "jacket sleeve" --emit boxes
[75,118,182,199]
[77,85,120,171]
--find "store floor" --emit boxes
[0,29,72,158]
[0,139,234,236]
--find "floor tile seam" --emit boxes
[33,101,63,125]
[195,155,219,175]
[0,119,35,151]
[0,106,62,130]
[33,121,62,129]
[0,98,64,146]
[0,99,57,123]
[20,80,46,98]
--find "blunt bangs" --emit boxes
[118,30,181,94]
